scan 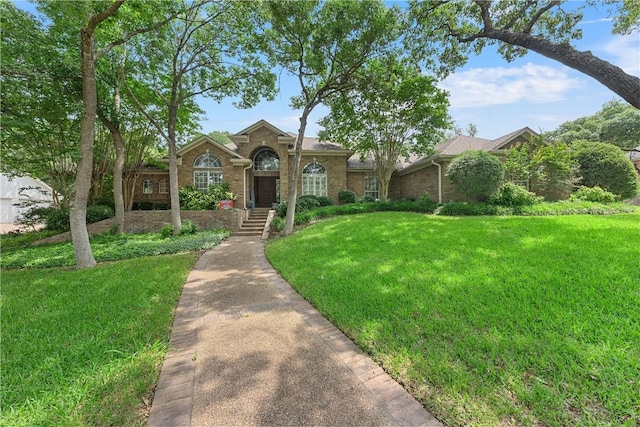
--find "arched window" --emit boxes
[254,148,280,171]
[142,179,153,194]
[193,153,223,191]
[302,162,327,197]
[158,178,168,194]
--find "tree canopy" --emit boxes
[319,57,450,200]
[262,0,403,235]
[547,101,640,150]
[408,0,640,108]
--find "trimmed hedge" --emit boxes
[446,150,504,202]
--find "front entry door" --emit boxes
[255,177,277,207]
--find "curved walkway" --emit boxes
[147,235,442,426]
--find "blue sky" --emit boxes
[14,1,640,141]
[199,3,639,140]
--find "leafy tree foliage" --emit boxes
[408,0,640,108]
[125,0,275,234]
[548,101,640,150]
[0,2,80,208]
[319,57,450,200]
[572,141,639,199]
[262,0,402,235]
[207,130,233,146]
[446,150,505,201]
[505,140,578,201]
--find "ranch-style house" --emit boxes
[134,119,538,209]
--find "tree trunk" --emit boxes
[97,111,125,234]
[71,28,98,269]
[486,30,640,109]
[282,109,311,236]
[167,102,182,235]
[123,170,139,210]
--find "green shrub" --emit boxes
[37,204,114,231]
[521,201,634,216]
[359,195,376,203]
[179,182,235,210]
[338,189,356,204]
[446,150,505,202]
[438,202,512,216]
[179,219,198,235]
[297,195,321,211]
[316,196,334,206]
[276,201,288,217]
[570,186,617,204]
[490,182,541,208]
[86,205,115,224]
[572,141,639,199]
[270,216,285,231]
[160,223,173,238]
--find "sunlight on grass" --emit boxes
[1,254,198,426]
[265,211,640,426]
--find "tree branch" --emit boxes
[523,0,561,34]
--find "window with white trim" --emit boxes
[193,153,223,191]
[159,178,168,194]
[364,173,379,200]
[302,162,327,197]
[142,179,154,194]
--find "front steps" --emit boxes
[235,208,272,237]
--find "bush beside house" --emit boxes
[572,141,639,199]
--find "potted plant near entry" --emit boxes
[218,189,237,210]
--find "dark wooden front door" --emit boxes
[255,177,277,207]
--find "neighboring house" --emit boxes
[0,174,54,227]
[134,119,538,209]
[626,145,640,174]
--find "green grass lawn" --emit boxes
[265,211,640,426]
[1,254,199,426]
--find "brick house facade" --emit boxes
[133,119,538,209]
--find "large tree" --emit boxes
[319,57,450,200]
[125,0,275,235]
[547,100,640,150]
[408,0,640,108]
[0,2,80,208]
[33,0,183,268]
[263,0,402,235]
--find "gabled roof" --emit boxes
[435,135,491,156]
[231,119,294,141]
[176,134,244,159]
[483,127,538,151]
[396,127,539,175]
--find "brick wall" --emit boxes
[35,209,244,245]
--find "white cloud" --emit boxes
[580,18,613,25]
[439,63,584,108]
[599,32,640,76]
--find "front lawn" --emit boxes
[265,211,640,426]
[1,254,199,426]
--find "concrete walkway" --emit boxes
[147,235,442,427]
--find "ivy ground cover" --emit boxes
[265,211,640,426]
